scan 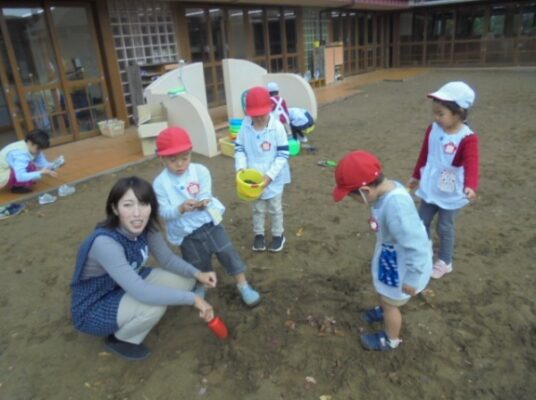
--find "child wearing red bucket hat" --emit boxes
[153,127,261,307]
[333,150,432,351]
[408,81,480,280]
[235,86,291,253]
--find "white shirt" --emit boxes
[234,115,291,199]
[153,163,225,245]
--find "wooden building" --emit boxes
[0,0,534,147]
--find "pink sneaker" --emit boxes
[431,260,452,279]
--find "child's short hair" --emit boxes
[25,129,50,149]
[432,98,469,121]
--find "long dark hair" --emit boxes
[97,176,160,232]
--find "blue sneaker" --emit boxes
[237,283,261,307]
[361,306,384,324]
[360,331,395,352]
[0,203,25,220]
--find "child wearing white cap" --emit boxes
[408,81,480,279]
[267,82,291,136]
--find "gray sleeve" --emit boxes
[89,236,196,306]
[384,197,430,288]
[147,230,199,278]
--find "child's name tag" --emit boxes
[207,206,222,225]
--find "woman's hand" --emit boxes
[464,187,477,201]
[195,271,217,288]
[179,199,199,214]
[194,297,214,322]
[407,177,419,191]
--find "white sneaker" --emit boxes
[431,260,453,279]
[38,193,57,205]
[298,136,308,143]
[58,184,76,197]
[50,155,65,171]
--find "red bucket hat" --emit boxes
[156,127,193,156]
[333,150,383,202]
[245,86,273,117]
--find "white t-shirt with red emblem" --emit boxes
[234,115,291,200]
[153,163,225,245]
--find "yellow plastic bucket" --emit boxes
[236,169,264,201]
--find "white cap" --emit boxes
[267,82,279,93]
[428,81,475,109]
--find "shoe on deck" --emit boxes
[38,193,57,205]
[360,331,394,352]
[252,234,266,252]
[104,335,151,361]
[269,235,286,252]
[237,282,261,307]
[0,203,25,220]
[10,186,32,194]
[58,184,76,197]
[361,306,384,324]
[431,259,452,279]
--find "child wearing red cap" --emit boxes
[408,81,480,279]
[235,86,291,252]
[153,127,261,307]
[333,150,432,351]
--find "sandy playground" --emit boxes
[0,69,535,400]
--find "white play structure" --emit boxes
[137,59,318,158]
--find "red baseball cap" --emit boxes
[156,127,193,156]
[245,86,273,117]
[333,150,383,202]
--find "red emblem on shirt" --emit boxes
[443,142,458,154]
[261,141,272,151]
[368,217,379,232]
[187,182,200,195]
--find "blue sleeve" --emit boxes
[147,230,199,277]
[265,122,289,180]
[153,174,181,221]
[89,235,196,306]
[34,151,52,169]
[234,127,247,171]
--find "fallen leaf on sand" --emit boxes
[284,320,296,330]
[98,352,111,357]
[296,227,304,237]
[319,396,332,400]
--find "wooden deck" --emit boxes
[0,68,429,207]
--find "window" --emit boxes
[456,8,485,38]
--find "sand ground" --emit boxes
[0,69,535,400]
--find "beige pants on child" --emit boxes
[114,269,196,344]
[253,194,284,237]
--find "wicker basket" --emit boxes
[98,119,125,137]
